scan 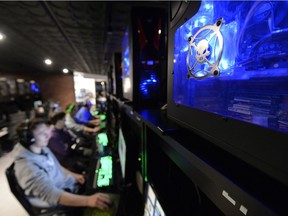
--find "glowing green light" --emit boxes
[97,132,108,146]
[94,111,99,115]
[96,156,113,187]
[100,122,106,129]
[100,114,106,121]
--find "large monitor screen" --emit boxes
[144,183,166,216]
[122,28,132,101]
[118,127,126,179]
[167,0,288,186]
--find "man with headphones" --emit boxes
[11,118,111,212]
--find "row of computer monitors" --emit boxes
[0,78,40,97]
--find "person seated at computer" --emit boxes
[34,104,47,118]
[48,111,92,172]
[48,112,76,162]
[65,103,101,135]
[96,91,107,113]
[12,118,111,212]
[74,100,101,127]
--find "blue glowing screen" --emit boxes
[147,60,155,66]
[122,28,130,77]
[173,0,288,133]
[30,83,40,93]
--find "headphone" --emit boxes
[66,103,75,114]
[18,120,35,148]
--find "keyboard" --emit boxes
[97,132,109,154]
[93,155,113,189]
[97,132,108,146]
[84,207,112,216]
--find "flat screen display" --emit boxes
[118,127,126,179]
[144,184,166,216]
[122,28,132,100]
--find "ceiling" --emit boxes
[0,1,168,76]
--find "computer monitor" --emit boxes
[7,79,17,96]
[121,27,132,101]
[16,79,29,95]
[144,183,166,216]
[29,81,40,93]
[118,127,126,179]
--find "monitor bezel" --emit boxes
[118,127,127,180]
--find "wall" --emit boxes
[37,74,75,110]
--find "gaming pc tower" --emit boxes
[122,6,168,108]
[167,1,288,215]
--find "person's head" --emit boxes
[84,100,92,109]
[35,105,46,118]
[17,118,50,149]
[50,112,66,129]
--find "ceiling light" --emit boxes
[63,68,69,73]
[0,32,6,41]
[158,29,161,35]
[44,59,52,65]
[16,79,24,83]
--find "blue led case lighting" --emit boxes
[186,18,223,80]
[173,0,288,133]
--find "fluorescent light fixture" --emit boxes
[44,59,52,65]
[16,79,24,83]
[63,68,69,73]
[0,33,5,40]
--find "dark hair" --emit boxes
[50,112,66,125]
[84,100,92,108]
[17,118,47,148]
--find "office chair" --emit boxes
[5,163,68,216]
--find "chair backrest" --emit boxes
[5,162,36,215]
[6,163,72,216]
